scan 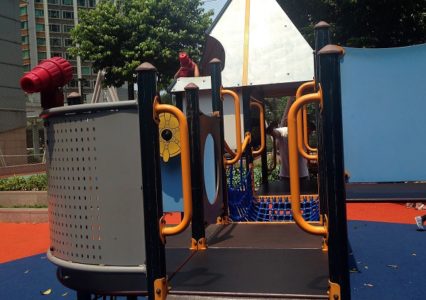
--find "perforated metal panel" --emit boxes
[44,103,146,268]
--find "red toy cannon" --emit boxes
[174,52,199,78]
[20,57,73,109]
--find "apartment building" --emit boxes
[0,0,27,166]
[20,0,97,111]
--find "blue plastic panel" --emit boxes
[340,44,426,182]
[161,157,183,212]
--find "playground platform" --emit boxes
[1,203,425,299]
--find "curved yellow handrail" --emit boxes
[295,81,318,161]
[153,100,192,238]
[250,101,265,157]
[288,90,327,237]
[224,132,251,166]
[303,106,317,153]
[221,88,245,165]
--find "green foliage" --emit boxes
[226,162,280,190]
[278,0,426,47]
[70,0,212,88]
[0,174,47,191]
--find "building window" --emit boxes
[52,52,63,57]
[48,0,59,4]
[37,37,46,46]
[87,0,96,8]
[35,0,43,3]
[21,21,28,29]
[38,52,47,61]
[64,38,73,47]
[78,0,86,7]
[22,35,29,44]
[23,65,31,72]
[22,50,30,59]
[48,10,60,19]
[20,6,27,16]
[63,24,74,33]
[35,9,44,18]
[62,11,74,19]
[36,23,45,32]
[50,37,62,47]
[82,79,90,87]
[81,66,91,75]
[62,0,73,5]
[49,24,61,32]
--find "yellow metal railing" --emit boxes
[153,98,192,239]
[250,100,265,157]
[296,81,318,161]
[221,89,251,165]
[288,89,327,237]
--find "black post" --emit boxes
[314,21,331,218]
[136,63,166,299]
[210,58,228,219]
[260,99,268,185]
[185,83,206,246]
[175,92,183,111]
[318,45,350,300]
[242,87,253,170]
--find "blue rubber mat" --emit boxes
[349,220,426,300]
[0,254,75,300]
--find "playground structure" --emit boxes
[23,0,426,298]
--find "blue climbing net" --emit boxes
[227,163,320,222]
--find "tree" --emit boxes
[278,0,426,47]
[69,0,212,95]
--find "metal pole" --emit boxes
[136,62,166,300]
[242,87,253,170]
[210,58,228,219]
[314,21,331,218]
[259,98,268,185]
[185,83,206,246]
[318,45,350,300]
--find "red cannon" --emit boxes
[174,52,200,78]
[20,57,73,109]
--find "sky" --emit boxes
[202,0,228,20]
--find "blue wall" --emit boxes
[340,44,426,182]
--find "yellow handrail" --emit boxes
[153,100,192,238]
[288,90,327,237]
[295,81,318,161]
[303,106,317,153]
[250,101,265,157]
[221,88,246,165]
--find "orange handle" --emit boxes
[288,89,327,237]
[295,81,318,160]
[250,100,265,157]
[153,101,192,237]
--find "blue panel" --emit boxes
[340,44,426,182]
[161,156,183,212]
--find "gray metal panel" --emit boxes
[45,105,146,267]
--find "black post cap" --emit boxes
[184,83,199,90]
[318,44,345,56]
[136,62,157,72]
[314,21,330,29]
